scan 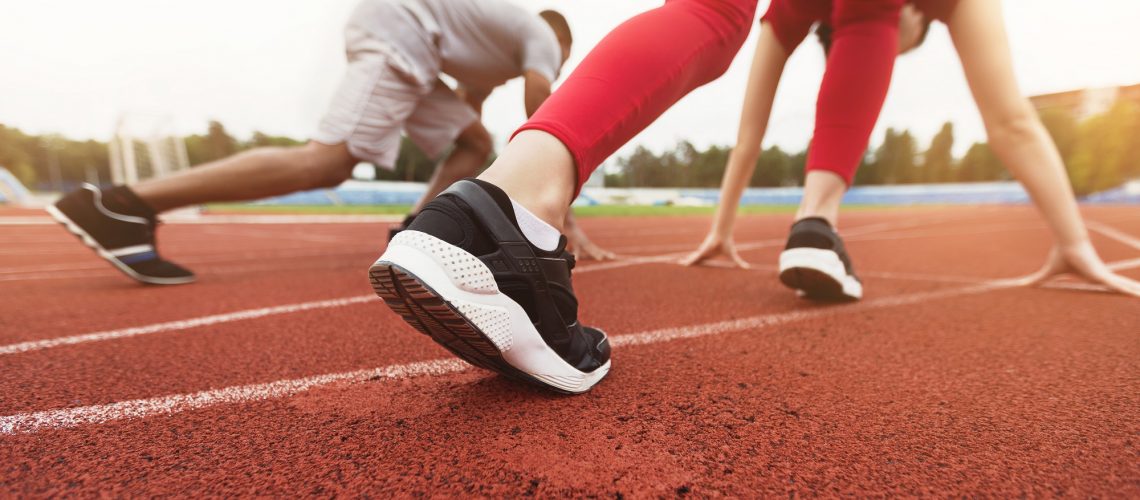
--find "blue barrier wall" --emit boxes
[246,180,1138,207]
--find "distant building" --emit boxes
[1030,83,1140,119]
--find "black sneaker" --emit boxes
[387,213,416,242]
[368,179,611,393]
[778,217,862,301]
[47,184,195,285]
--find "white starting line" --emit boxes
[0,280,1013,435]
[1,217,1137,435]
[0,214,996,356]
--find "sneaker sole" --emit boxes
[45,205,195,286]
[778,247,862,301]
[369,231,610,394]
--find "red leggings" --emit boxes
[769,0,905,185]
[517,0,905,193]
[516,0,756,194]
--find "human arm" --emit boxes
[522,69,553,118]
[947,0,1139,296]
[681,24,790,268]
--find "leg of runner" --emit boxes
[797,0,905,227]
[481,0,758,227]
[782,0,905,301]
[372,0,758,393]
[131,142,357,212]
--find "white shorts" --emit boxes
[314,25,478,169]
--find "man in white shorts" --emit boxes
[49,0,608,285]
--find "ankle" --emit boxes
[477,174,570,231]
[101,185,157,218]
[795,209,838,228]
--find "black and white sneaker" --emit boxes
[47,184,195,285]
[778,217,862,301]
[387,213,416,242]
[368,179,611,393]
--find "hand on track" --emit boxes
[679,233,750,269]
[567,234,617,261]
[1014,241,1140,297]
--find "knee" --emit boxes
[293,142,355,189]
[454,126,494,163]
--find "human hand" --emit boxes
[1015,241,1140,297]
[678,232,750,269]
[567,233,616,261]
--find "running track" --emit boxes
[2,206,1138,496]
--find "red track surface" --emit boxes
[2,206,1138,496]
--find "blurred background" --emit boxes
[1,0,1138,207]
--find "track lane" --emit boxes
[2,205,1138,496]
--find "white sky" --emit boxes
[2,0,1138,166]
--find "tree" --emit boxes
[245,131,304,149]
[0,124,38,186]
[957,142,1005,182]
[380,137,435,182]
[921,122,955,183]
[751,146,793,187]
[1067,101,1139,195]
[865,128,918,184]
[1038,107,1078,163]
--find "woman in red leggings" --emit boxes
[681,0,931,273]
[679,0,1139,300]
[682,0,937,301]
[373,0,1137,394]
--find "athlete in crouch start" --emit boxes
[48,0,611,286]
[370,0,1138,396]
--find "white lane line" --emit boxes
[198,226,369,244]
[4,252,1135,434]
[573,216,942,274]
[696,259,1140,292]
[0,295,376,355]
[1,212,945,279]
[0,214,402,226]
[1088,221,1140,251]
[0,247,378,281]
[8,220,1133,355]
[0,359,468,436]
[0,280,1013,435]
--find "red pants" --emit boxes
[765,0,956,184]
[516,0,757,194]
[764,0,905,185]
[518,0,932,192]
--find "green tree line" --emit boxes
[606,101,1140,195]
[3,102,1138,195]
[0,120,439,190]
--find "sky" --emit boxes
[2,0,1139,167]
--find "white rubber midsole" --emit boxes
[374,230,609,393]
[778,247,863,299]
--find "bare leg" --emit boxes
[477,130,576,231]
[409,122,493,215]
[794,171,848,227]
[133,141,357,212]
[948,0,1139,296]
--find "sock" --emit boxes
[102,186,156,218]
[464,178,562,251]
[510,199,560,251]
